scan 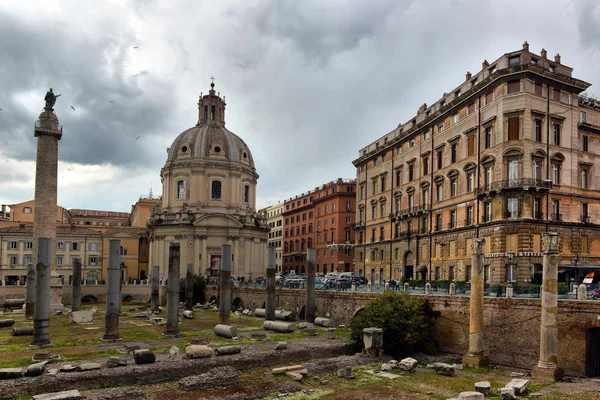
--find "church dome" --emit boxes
[165,82,255,171]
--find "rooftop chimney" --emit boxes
[522,41,529,51]
[482,60,489,69]
[541,48,547,58]
[554,53,561,63]
[418,103,427,114]
[466,71,472,81]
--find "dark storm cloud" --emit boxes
[0,11,176,167]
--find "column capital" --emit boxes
[472,237,486,255]
[542,232,561,254]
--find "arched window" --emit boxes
[211,105,215,120]
[204,105,208,121]
[177,180,185,199]
[244,185,250,203]
[211,181,222,199]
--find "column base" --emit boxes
[163,330,180,337]
[462,353,490,368]
[531,365,564,381]
[100,335,123,342]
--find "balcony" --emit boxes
[396,205,430,219]
[476,179,551,197]
[351,221,366,230]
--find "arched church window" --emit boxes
[211,181,222,199]
[177,180,185,199]
[204,106,208,121]
[244,185,250,203]
[211,105,215,120]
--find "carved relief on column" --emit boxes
[541,232,560,254]
[472,238,485,255]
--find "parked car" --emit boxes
[334,276,353,289]
[353,276,368,285]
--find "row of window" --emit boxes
[285,186,355,211]
[176,180,250,203]
[7,255,100,266]
[7,241,101,251]
[285,216,354,237]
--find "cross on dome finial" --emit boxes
[210,76,215,89]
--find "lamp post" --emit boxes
[507,250,515,288]
[571,255,579,287]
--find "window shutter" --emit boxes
[508,117,519,141]
[467,135,475,156]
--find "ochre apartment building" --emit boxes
[353,42,600,285]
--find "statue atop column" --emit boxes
[44,88,61,110]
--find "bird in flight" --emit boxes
[135,136,140,141]
[133,46,139,49]
[70,105,75,111]
[109,100,114,103]
[0,108,3,111]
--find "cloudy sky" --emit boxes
[1,0,599,213]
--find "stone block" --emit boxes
[272,365,305,374]
[68,311,93,324]
[474,381,491,395]
[0,368,23,379]
[499,387,516,400]
[431,362,455,376]
[286,371,304,381]
[457,391,484,400]
[25,362,47,377]
[59,365,78,372]
[183,310,194,319]
[381,363,393,371]
[179,366,238,391]
[398,357,418,373]
[185,345,213,359]
[32,390,82,400]
[275,341,287,350]
[506,378,529,394]
[106,356,128,367]
[12,326,34,336]
[133,349,156,364]
[77,363,102,371]
[167,346,181,361]
[215,345,241,356]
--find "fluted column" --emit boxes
[462,237,489,367]
[165,244,181,336]
[532,232,564,381]
[219,245,232,325]
[305,248,316,323]
[102,240,122,341]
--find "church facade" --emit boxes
[147,83,269,280]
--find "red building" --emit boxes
[282,178,356,275]
[282,192,314,274]
[314,179,356,274]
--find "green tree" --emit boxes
[179,275,207,305]
[350,291,434,357]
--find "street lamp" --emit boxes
[571,255,579,286]
[507,250,515,287]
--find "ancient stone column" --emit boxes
[102,240,122,341]
[31,238,52,346]
[71,258,82,312]
[305,248,316,323]
[265,247,276,321]
[32,105,63,312]
[165,244,181,336]
[532,232,564,381]
[151,264,160,312]
[219,245,232,325]
[185,263,194,311]
[25,263,36,319]
[463,238,489,367]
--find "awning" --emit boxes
[416,265,428,273]
[558,264,600,269]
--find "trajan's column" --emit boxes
[33,89,64,311]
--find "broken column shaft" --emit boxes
[219,245,232,325]
[532,232,564,381]
[185,263,193,311]
[102,240,122,341]
[25,263,36,319]
[165,244,181,336]
[71,258,82,312]
[305,248,316,323]
[151,264,160,312]
[30,238,51,346]
[462,237,489,367]
[265,247,276,321]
